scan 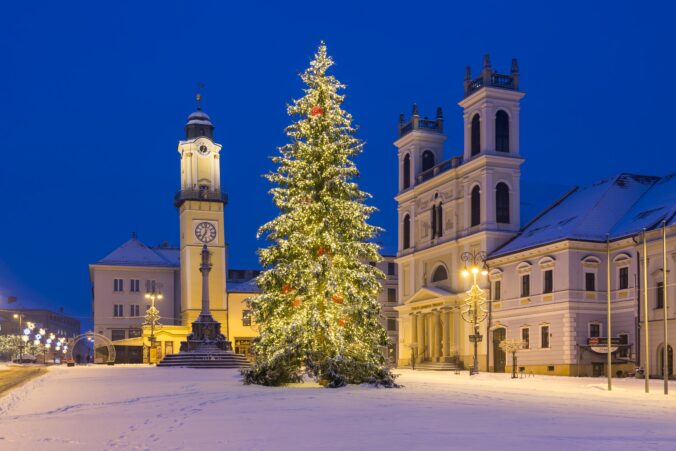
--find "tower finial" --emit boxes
[483,54,491,69]
[196,82,205,110]
[412,103,419,116]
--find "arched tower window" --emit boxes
[431,265,448,282]
[431,205,437,239]
[471,185,481,227]
[422,150,435,172]
[403,154,411,189]
[495,110,509,152]
[437,203,443,238]
[403,215,411,249]
[471,114,481,156]
[496,182,510,223]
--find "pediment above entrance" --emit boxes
[404,286,454,305]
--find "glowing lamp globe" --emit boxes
[23,328,30,335]
[461,269,469,278]
[471,267,479,275]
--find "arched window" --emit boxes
[437,203,443,238]
[403,154,411,189]
[422,150,435,172]
[431,265,448,282]
[496,182,510,223]
[471,114,481,156]
[495,110,509,152]
[471,185,481,227]
[431,205,437,239]
[403,215,411,249]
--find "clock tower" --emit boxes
[175,101,228,325]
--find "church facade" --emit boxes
[394,55,676,377]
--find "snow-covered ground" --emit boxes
[0,366,675,451]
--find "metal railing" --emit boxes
[174,189,228,207]
[398,117,443,137]
[465,72,516,96]
[415,155,464,184]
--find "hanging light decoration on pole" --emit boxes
[460,251,489,376]
[144,289,163,364]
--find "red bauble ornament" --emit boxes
[337,318,347,327]
[311,106,324,117]
[332,293,344,304]
[292,297,302,308]
[282,284,291,294]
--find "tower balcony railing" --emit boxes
[415,155,464,184]
[398,117,443,138]
[174,189,228,207]
[465,72,517,97]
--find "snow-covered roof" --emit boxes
[491,173,674,258]
[227,278,260,294]
[95,238,179,268]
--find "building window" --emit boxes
[387,319,397,331]
[619,333,629,358]
[471,186,481,227]
[113,279,124,292]
[422,150,435,172]
[130,279,140,292]
[436,204,443,237]
[495,110,510,152]
[431,265,448,283]
[242,309,252,327]
[618,267,629,290]
[521,327,530,349]
[113,304,124,318]
[387,288,397,303]
[403,215,411,249]
[129,305,140,317]
[111,329,126,341]
[540,325,550,349]
[403,154,411,189]
[471,114,480,156]
[387,262,396,276]
[589,323,601,338]
[521,274,530,297]
[128,328,142,338]
[543,270,553,294]
[585,272,596,291]
[493,280,501,301]
[495,183,510,224]
[431,205,437,239]
[656,282,664,309]
[146,279,157,293]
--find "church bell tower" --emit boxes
[176,96,227,325]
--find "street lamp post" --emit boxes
[13,313,24,362]
[144,290,163,364]
[460,251,489,376]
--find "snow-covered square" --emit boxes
[1,366,675,450]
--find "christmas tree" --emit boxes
[243,42,397,388]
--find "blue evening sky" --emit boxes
[1,1,674,329]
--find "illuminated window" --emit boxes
[242,309,252,327]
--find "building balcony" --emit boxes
[464,72,518,97]
[415,155,464,185]
[174,189,228,207]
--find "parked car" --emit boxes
[13,354,37,363]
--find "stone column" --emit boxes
[442,310,450,359]
[433,310,441,361]
[429,312,436,361]
[416,313,424,363]
[410,313,418,363]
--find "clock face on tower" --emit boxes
[198,144,209,155]
[194,221,217,243]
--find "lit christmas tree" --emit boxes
[243,42,397,388]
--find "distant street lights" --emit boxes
[13,313,24,361]
[460,251,489,376]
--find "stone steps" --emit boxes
[415,361,463,371]
[157,352,250,369]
